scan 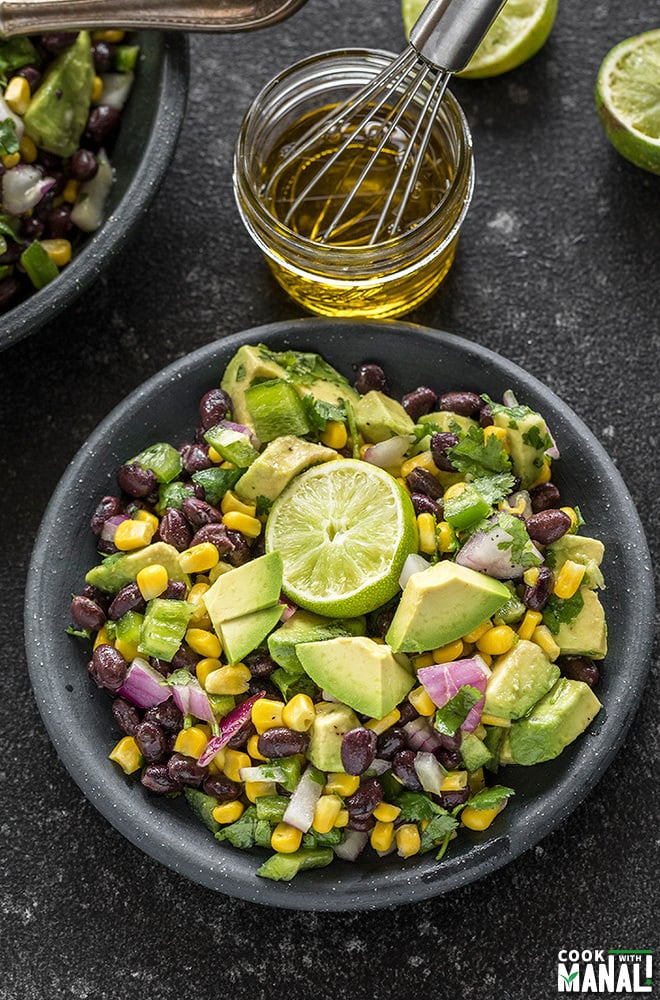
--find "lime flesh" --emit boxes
[264,459,418,618]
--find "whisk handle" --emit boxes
[409,0,509,72]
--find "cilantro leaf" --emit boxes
[495,511,543,569]
[255,494,273,517]
[481,394,535,427]
[256,344,352,389]
[0,118,18,156]
[542,590,585,635]
[302,393,347,432]
[522,423,553,452]
[469,472,517,507]
[394,791,443,823]
[466,785,515,810]
[447,425,511,477]
[434,686,483,736]
[419,813,459,854]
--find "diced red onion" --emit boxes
[117,656,171,709]
[399,553,430,590]
[455,517,542,580]
[238,765,281,785]
[362,435,411,470]
[278,596,297,622]
[545,427,560,459]
[365,758,391,777]
[283,766,324,833]
[403,716,442,752]
[502,389,519,407]
[218,419,260,449]
[333,829,368,862]
[100,514,128,543]
[197,690,265,765]
[170,676,215,724]
[417,655,491,733]
[100,71,134,110]
[414,751,446,796]
[2,165,55,215]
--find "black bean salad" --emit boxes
[0,30,138,312]
[69,344,607,881]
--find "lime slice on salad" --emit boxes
[595,30,660,176]
[265,459,418,618]
[401,0,558,79]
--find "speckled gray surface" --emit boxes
[1,1,659,997]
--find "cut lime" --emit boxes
[264,459,418,618]
[401,0,557,79]
[595,30,660,176]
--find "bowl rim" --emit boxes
[0,32,190,352]
[24,317,656,911]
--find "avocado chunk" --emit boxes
[506,677,602,765]
[307,701,360,772]
[545,534,606,589]
[297,635,414,719]
[85,541,188,594]
[202,551,283,628]
[386,561,511,654]
[23,32,94,157]
[218,604,283,664]
[233,435,336,503]
[419,411,479,436]
[354,391,415,443]
[267,609,367,673]
[460,731,494,772]
[483,639,561,720]
[548,587,608,659]
[491,405,552,490]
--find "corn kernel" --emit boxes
[196,656,221,688]
[62,177,80,203]
[480,713,511,727]
[220,490,256,517]
[560,506,579,532]
[39,238,72,267]
[529,459,551,488]
[373,801,401,823]
[320,420,348,450]
[92,29,125,41]
[395,823,421,858]
[114,637,139,661]
[133,508,159,531]
[408,684,436,717]
[93,624,109,650]
[251,697,285,733]
[313,794,343,834]
[2,151,20,169]
[324,772,360,797]
[436,520,456,553]
[433,638,464,663]
[532,625,561,661]
[207,748,226,773]
[443,481,466,502]
[370,820,395,853]
[208,446,222,463]
[483,425,509,450]
[523,566,540,587]
[553,559,585,600]
[412,652,435,669]
[400,451,439,479]
[185,627,221,659]
[441,770,468,791]
[247,733,267,761]
[179,542,220,574]
[136,563,168,601]
[364,707,401,735]
[5,74,31,114]
[222,510,262,538]
[114,518,155,551]
[461,802,506,831]
[91,74,103,102]
[271,821,303,854]
[396,477,409,493]
[479,651,492,667]
[245,780,277,803]
[462,620,492,644]
[417,511,437,555]
[334,809,349,828]
[187,581,211,627]
[212,800,244,824]
[208,560,233,583]
[282,693,315,732]
[222,748,251,782]
[18,134,37,163]
[476,624,516,656]
[205,663,251,696]
[109,735,142,774]
[517,609,543,641]
[173,725,208,759]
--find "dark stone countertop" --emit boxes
[1,2,658,997]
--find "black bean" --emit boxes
[81,584,109,612]
[162,580,187,600]
[203,774,242,801]
[523,565,553,611]
[91,40,113,74]
[247,677,280,699]
[179,442,212,475]
[143,699,183,732]
[158,508,193,551]
[479,404,494,428]
[117,462,157,498]
[199,388,232,429]
[40,32,77,54]
[405,466,443,500]
[430,431,459,472]
[21,216,45,241]
[257,727,309,758]
[141,763,183,795]
[70,595,106,631]
[369,605,396,639]
[108,582,146,620]
[244,651,277,677]
[167,753,208,787]
[182,496,222,528]
[558,655,600,688]
[344,777,383,817]
[47,203,73,240]
[226,718,257,749]
[397,701,419,727]
[438,390,484,418]
[111,697,141,736]
[376,726,407,761]
[340,728,377,776]
[170,646,200,673]
[402,386,437,422]
[530,482,561,513]
[134,720,168,763]
[526,509,572,545]
[354,363,388,395]
[225,529,251,566]
[392,749,423,791]
[0,276,20,310]
[90,495,122,536]
[69,148,98,182]
[189,522,233,557]
[346,813,376,832]
[90,644,127,692]
[410,493,442,517]
[15,66,42,93]
[440,787,470,809]
[435,748,462,770]
[84,105,120,148]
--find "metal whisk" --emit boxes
[264,0,508,245]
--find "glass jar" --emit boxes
[233,48,475,319]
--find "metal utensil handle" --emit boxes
[0,0,308,35]
[410,0,509,72]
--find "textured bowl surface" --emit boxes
[24,318,655,911]
[0,32,189,351]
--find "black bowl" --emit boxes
[24,318,655,910]
[0,32,189,351]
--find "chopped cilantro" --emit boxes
[255,494,273,517]
[235,363,246,382]
[302,393,346,432]
[469,472,517,507]
[447,425,511,477]
[419,813,459,853]
[543,590,585,634]
[434,685,483,736]
[0,118,18,157]
[395,790,443,823]
[257,344,351,389]
[467,785,515,810]
[522,424,553,452]
[495,511,543,569]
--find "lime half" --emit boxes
[595,30,660,176]
[265,459,418,618]
[401,0,557,79]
